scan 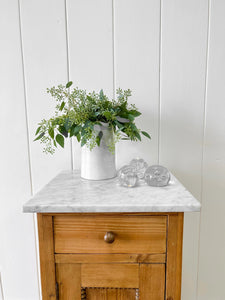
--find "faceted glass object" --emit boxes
[118,165,138,188]
[144,165,170,187]
[129,158,148,179]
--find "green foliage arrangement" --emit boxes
[34,81,151,154]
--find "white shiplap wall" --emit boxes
[160,1,208,299]
[0,0,224,299]
[0,1,39,299]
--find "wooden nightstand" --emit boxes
[23,171,200,300]
[38,212,183,300]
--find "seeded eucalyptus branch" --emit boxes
[34,82,151,154]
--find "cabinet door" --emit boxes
[56,263,165,300]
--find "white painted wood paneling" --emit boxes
[114,0,160,168]
[160,0,208,299]
[197,1,225,299]
[1,1,225,299]
[66,0,114,169]
[0,1,39,298]
[19,0,72,193]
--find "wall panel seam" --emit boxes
[17,1,41,299]
[112,0,116,99]
[196,0,211,299]
[158,0,162,165]
[64,0,74,170]
[17,0,33,196]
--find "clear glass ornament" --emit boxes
[144,165,170,187]
[118,165,138,188]
[129,158,148,179]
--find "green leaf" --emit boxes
[96,131,103,146]
[87,95,93,101]
[48,128,54,139]
[94,111,100,117]
[141,131,151,139]
[130,123,138,131]
[81,137,87,147]
[127,114,135,121]
[118,112,130,120]
[73,125,82,136]
[81,121,93,136]
[115,120,124,129]
[58,126,68,137]
[56,134,64,148]
[76,133,81,142]
[103,111,112,120]
[99,89,104,101]
[69,124,75,137]
[64,117,71,131]
[53,140,57,147]
[135,131,141,141]
[66,81,73,88]
[35,126,41,135]
[129,110,142,117]
[34,132,45,141]
[70,125,81,137]
[59,101,65,111]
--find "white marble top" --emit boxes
[23,170,201,213]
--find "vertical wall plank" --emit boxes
[114,0,160,167]
[19,0,72,193]
[0,1,39,299]
[160,1,208,299]
[197,1,225,299]
[66,0,114,169]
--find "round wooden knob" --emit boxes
[104,231,115,243]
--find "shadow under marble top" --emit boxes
[23,170,201,213]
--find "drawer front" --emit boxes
[54,215,167,254]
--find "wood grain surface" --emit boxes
[37,214,56,299]
[54,215,167,254]
[81,264,139,288]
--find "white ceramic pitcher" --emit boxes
[81,123,116,180]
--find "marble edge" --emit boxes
[23,203,201,213]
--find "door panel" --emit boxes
[81,264,139,288]
[56,262,165,299]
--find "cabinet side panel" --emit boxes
[37,214,56,300]
[166,213,184,300]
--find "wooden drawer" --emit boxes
[54,215,167,254]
